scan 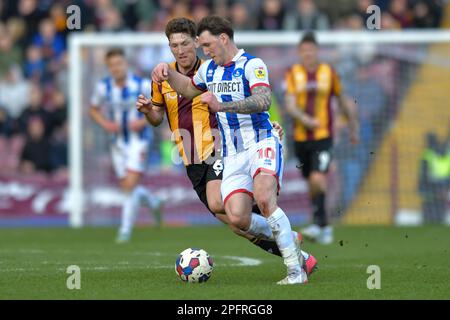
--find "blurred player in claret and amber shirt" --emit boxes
[284,31,359,244]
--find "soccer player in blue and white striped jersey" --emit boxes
[152,16,307,284]
[90,48,163,243]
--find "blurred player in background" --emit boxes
[138,17,317,277]
[151,16,309,284]
[284,32,359,244]
[89,48,163,243]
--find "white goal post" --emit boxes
[68,30,450,228]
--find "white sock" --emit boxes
[134,185,160,209]
[291,230,307,263]
[119,191,139,235]
[267,207,301,275]
[247,213,273,239]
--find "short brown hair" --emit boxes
[105,48,125,60]
[165,17,197,40]
[197,15,234,40]
[299,31,318,45]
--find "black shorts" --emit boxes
[294,138,333,179]
[185,159,223,215]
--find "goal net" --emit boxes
[68,31,450,227]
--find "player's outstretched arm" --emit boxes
[338,95,360,144]
[285,93,319,130]
[89,105,119,133]
[202,85,272,114]
[152,62,202,100]
[136,94,164,127]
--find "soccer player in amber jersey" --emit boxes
[138,18,317,282]
[284,32,359,244]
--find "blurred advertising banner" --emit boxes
[0,167,312,227]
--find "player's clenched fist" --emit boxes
[349,129,360,145]
[151,62,170,84]
[271,121,284,140]
[200,91,221,113]
[103,121,120,134]
[136,94,151,114]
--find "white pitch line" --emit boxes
[0,249,45,254]
[221,256,262,267]
[0,255,263,272]
[0,249,167,256]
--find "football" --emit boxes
[175,248,214,283]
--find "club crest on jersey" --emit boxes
[232,68,244,78]
[254,67,266,79]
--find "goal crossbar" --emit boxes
[68,30,450,227]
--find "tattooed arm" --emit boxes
[221,85,272,114]
[201,86,272,114]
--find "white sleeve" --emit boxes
[191,61,208,92]
[244,58,271,92]
[90,81,106,107]
[141,78,152,96]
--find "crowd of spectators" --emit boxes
[0,0,445,177]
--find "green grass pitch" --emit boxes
[0,225,449,299]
